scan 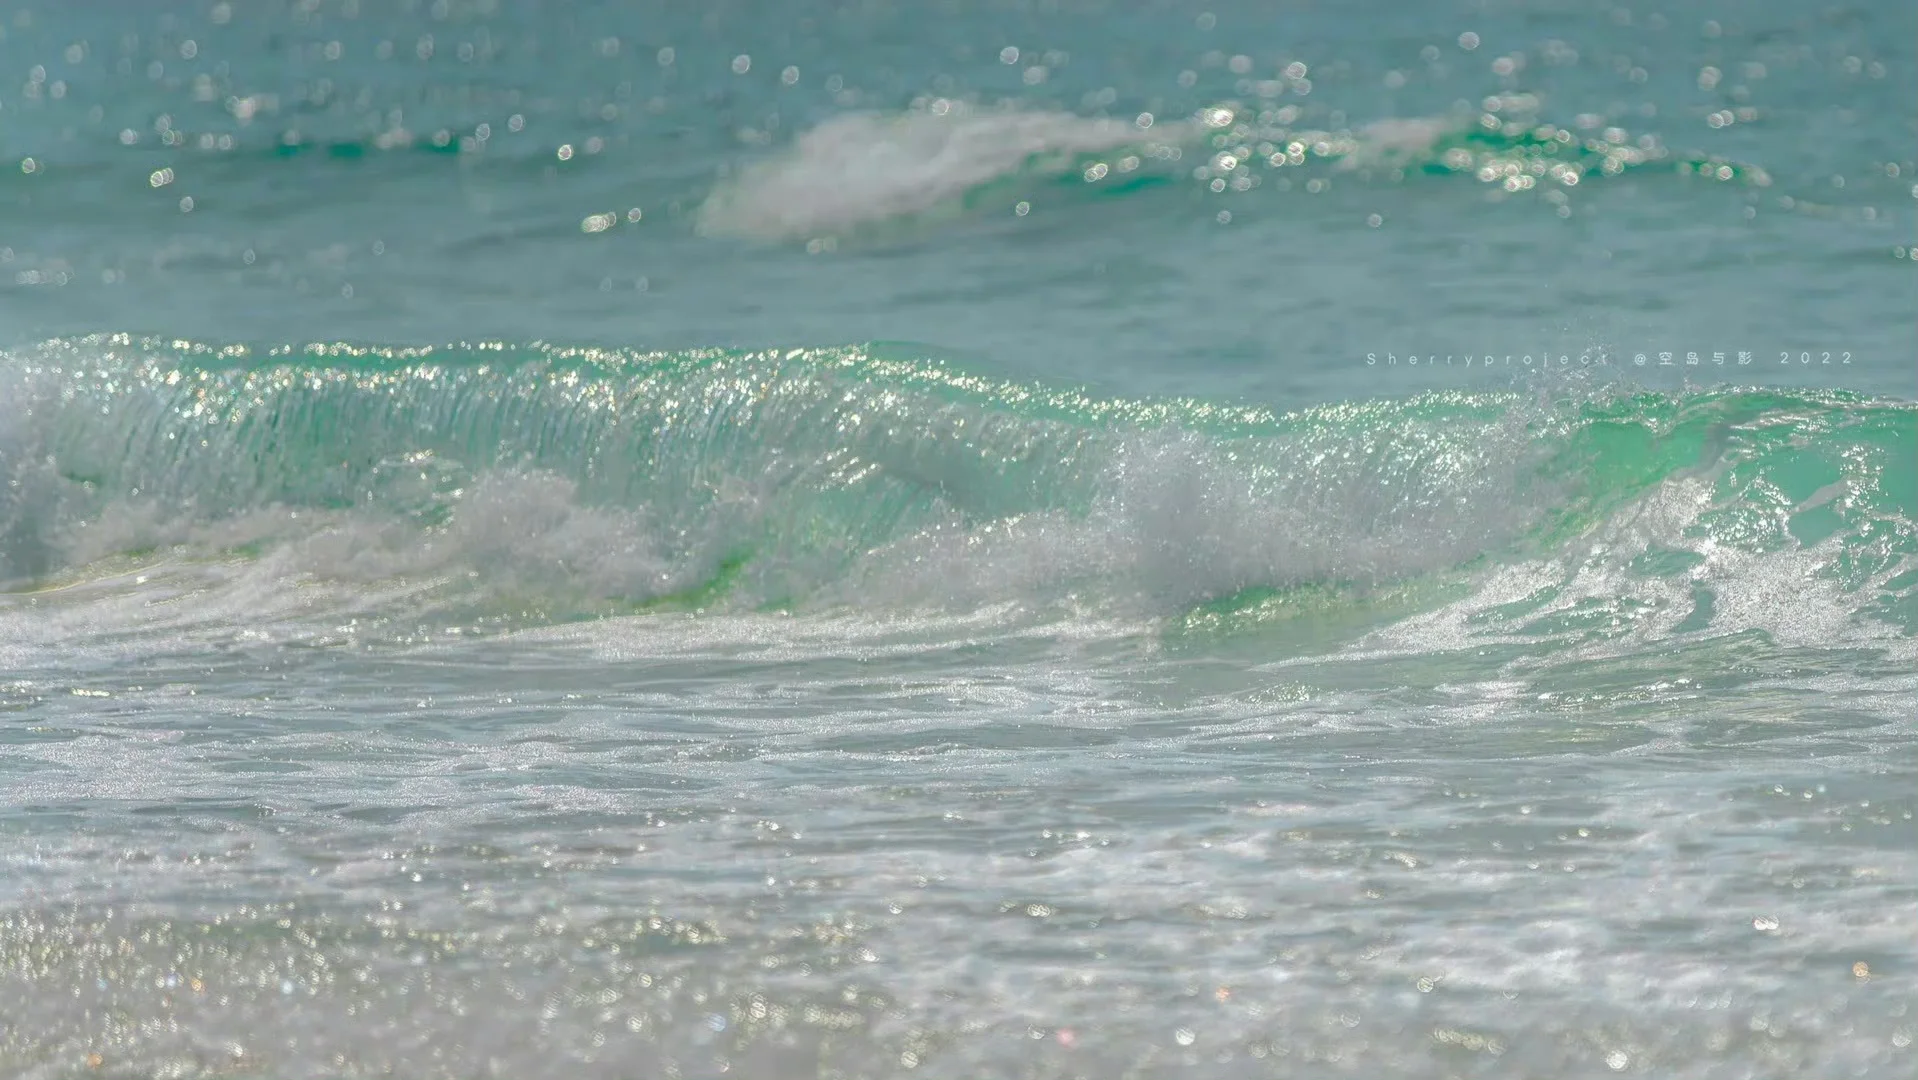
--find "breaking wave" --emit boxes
[1,338,1911,649]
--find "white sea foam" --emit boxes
[696,105,1180,240]
[1344,115,1463,164]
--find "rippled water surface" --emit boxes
[2,1,1915,1077]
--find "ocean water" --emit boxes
[2,1,1915,1077]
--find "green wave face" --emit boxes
[2,338,1912,642]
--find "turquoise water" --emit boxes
[2,2,1915,1078]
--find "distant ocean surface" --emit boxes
[2,2,1914,1078]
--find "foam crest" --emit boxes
[849,418,1542,612]
[696,104,1182,240]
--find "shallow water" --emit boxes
[2,1,1915,1078]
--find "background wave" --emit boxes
[692,96,1774,242]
